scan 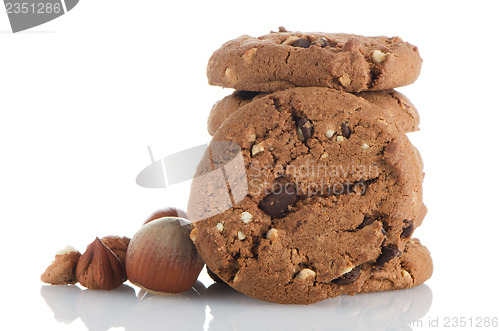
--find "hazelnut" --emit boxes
[100,236,130,267]
[41,246,81,285]
[144,207,188,225]
[126,217,205,295]
[76,237,126,290]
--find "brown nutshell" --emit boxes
[100,236,131,267]
[126,218,205,294]
[76,237,126,290]
[144,207,188,225]
[41,249,81,285]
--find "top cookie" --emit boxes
[207,28,422,93]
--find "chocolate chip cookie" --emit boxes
[208,89,420,135]
[188,87,426,304]
[207,28,422,93]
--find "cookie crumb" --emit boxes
[240,212,253,224]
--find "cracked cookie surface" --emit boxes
[208,89,420,135]
[207,29,422,93]
[189,87,426,304]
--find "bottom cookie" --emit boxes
[208,238,432,304]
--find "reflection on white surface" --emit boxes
[40,281,432,331]
[204,283,432,331]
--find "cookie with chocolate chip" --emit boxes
[188,87,427,304]
[208,89,420,135]
[207,28,422,93]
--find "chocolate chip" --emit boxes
[341,123,351,138]
[375,245,401,267]
[357,216,375,229]
[312,37,330,48]
[296,117,313,140]
[259,182,298,218]
[401,220,414,238]
[234,91,260,100]
[333,266,361,285]
[292,38,311,48]
[342,38,360,52]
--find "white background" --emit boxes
[1,0,499,330]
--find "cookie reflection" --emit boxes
[205,283,432,331]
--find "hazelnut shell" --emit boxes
[144,207,188,225]
[126,217,204,294]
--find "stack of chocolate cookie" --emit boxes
[188,28,432,304]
